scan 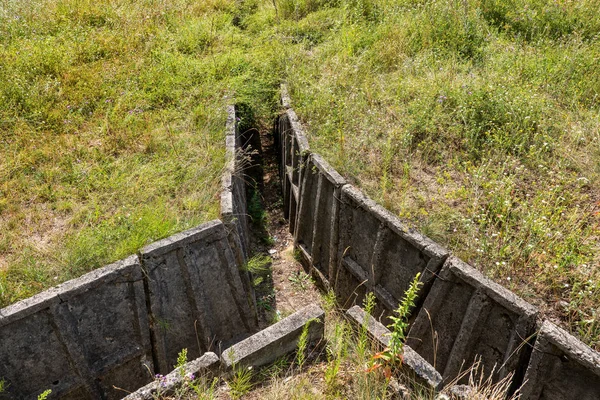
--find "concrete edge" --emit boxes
[340,184,449,261]
[538,320,600,375]
[0,255,141,327]
[285,108,310,154]
[123,352,220,400]
[220,105,237,218]
[139,219,224,259]
[345,306,443,390]
[221,304,324,370]
[445,256,538,318]
[309,153,346,187]
[281,83,291,109]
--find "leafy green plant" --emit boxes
[37,389,52,400]
[295,317,318,369]
[356,291,376,360]
[324,320,348,394]
[288,270,313,291]
[367,273,423,379]
[228,365,254,399]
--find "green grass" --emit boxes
[282,0,600,350]
[1,0,599,353]
[0,0,283,306]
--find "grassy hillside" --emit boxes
[282,0,600,349]
[1,0,599,351]
[0,0,283,305]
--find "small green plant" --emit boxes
[356,292,376,360]
[295,317,317,369]
[368,273,423,379]
[0,379,6,393]
[228,365,254,399]
[288,270,312,291]
[37,389,52,400]
[176,348,188,374]
[248,188,267,227]
[324,321,349,394]
[245,254,272,275]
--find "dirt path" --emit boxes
[246,123,321,329]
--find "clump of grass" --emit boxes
[228,365,254,399]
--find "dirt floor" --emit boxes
[246,124,322,328]
[209,123,325,399]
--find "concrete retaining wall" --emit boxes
[520,321,600,399]
[0,256,151,400]
[0,106,257,399]
[220,104,258,335]
[336,184,448,319]
[126,303,325,399]
[277,85,600,398]
[140,220,257,373]
[407,257,537,388]
[294,153,346,289]
[276,87,310,236]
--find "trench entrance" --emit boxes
[237,105,321,329]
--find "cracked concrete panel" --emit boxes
[295,153,346,288]
[520,321,600,400]
[140,220,257,374]
[335,184,448,315]
[407,257,537,391]
[0,256,150,400]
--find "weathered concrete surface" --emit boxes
[294,153,346,289]
[220,104,257,329]
[280,83,292,109]
[221,304,324,370]
[407,257,538,390]
[140,220,257,374]
[276,89,310,235]
[123,352,220,400]
[221,104,250,264]
[519,321,600,400]
[335,184,448,317]
[346,306,443,390]
[0,256,153,400]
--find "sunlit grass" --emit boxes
[1,0,599,352]
[284,0,600,349]
[0,0,283,306]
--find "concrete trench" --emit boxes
[1,91,600,399]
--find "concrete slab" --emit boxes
[335,184,448,316]
[140,220,257,374]
[407,257,538,390]
[520,321,600,400]
[0,256,152,399]
[123,352,220,400]
[221,304,324,370]
[346,305,443,390]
